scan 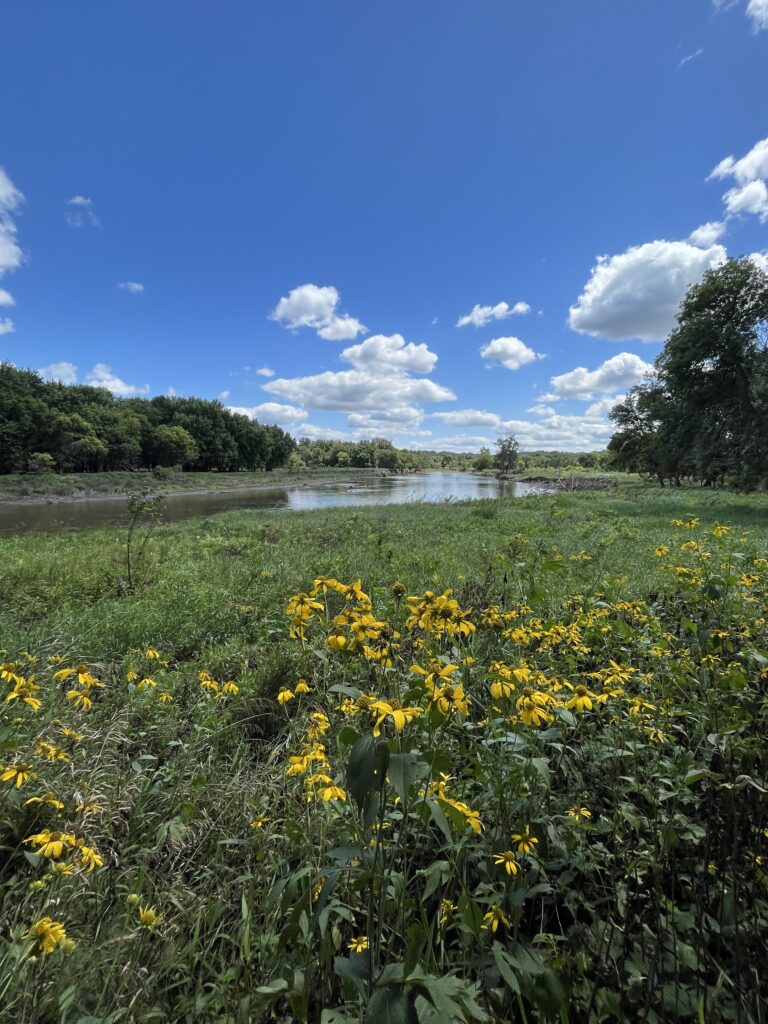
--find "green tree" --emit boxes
[494,434,519,475]
[149,424,200,467]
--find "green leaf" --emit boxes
[388,751,421,805]
[366,988,418,1024]
[335,954,371,998]
[346,734,389,815]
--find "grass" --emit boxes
[0,467,375,504]
[1,485,767,1022]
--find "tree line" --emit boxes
[608,257,768,488]
[0,363,295,474]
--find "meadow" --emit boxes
[1,485,767,1023]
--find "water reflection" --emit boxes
[0,472,545,536]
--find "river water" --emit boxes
[0,472,546,536]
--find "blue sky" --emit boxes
[1,0,767,451]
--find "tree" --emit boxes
[494,434,519,475]
[149,425,199,467]
[473,447,494,471]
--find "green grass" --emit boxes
[1,486,767,1023]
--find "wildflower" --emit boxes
[51,861,74,876]
[24,792,64,810]
[249,815,269,829]
[439,899,457,928]
[567,684,594,713]
[53,664,98,686]
[78,845,104,872]
[391,581,406,598]
[370,700,422,737]
[76,798,103,816]
[482,906,510,933]
[277,688,295,705]
[127,894,140,906]
[713,524,731,537]
[348,936,369,953]
[138,905,163,929]
[145,648,161,660]
[517,696,554,727]
[1,763,34,788]
[511,825,538,856]
[5,676,42,712]
[493,851,520,876]
[326,634,347,651]
[567,806,592,820]
[158,692,173,703]
[294,679,311,694]
[24,830,75,859]
[59,726,84,742]
[35,740,70,763]
[603,661,635,686]
[221,682,239,695]
[654,546,669,557]
[317,784,346,803]
[66,690,92,711]
[136,677,157,690]
[25,917,67,954]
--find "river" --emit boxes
[0,472,547,536]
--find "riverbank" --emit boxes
[0,467,382,504]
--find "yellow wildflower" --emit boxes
[25,917,67,954]
[348,935,369,953]
[2,763,34,788]
[493,851,520,876]
[511,825,538,856]
[482,906,510,933]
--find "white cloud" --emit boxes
[723,179,768,222]
[347,407,426,431]
[40,361,78,385]
[341,333,436,374]
[270,283,367,341]
[229,402,308,425]
[480,336,543,371]
[710,136,768,183]
[751,251,768,273]
[584,396,625,418]
[256,366,275,377]
[688,221,726,246]
[65,195,100,228]
[167,386,177,397]
[549,352,654,400]
[747,0,768,30]
[118,281,144,294]
[217,390,231,401]
[456,300,531,328]
[0,167,24,282]
[0,317,14,335]
[0,287,15,306]
[433,409,506,428]
[569,240,727,342]
[85,363,149,396]
[265,369,454,414]
[678,48,704,69]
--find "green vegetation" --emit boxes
[609,257,768,488]
[1,486,767,1022]
[0,363,295,474]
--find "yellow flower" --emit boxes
[482,906,510,933]
[138,904,163,929]
[66,690,92,711]
[713,524,731,537]
[1,763,34,788]
[566,684,594,713]
[439,899,456,928]
[654,546,669,557]
[25,917,67,954]
[493,851,520,876]
[317,785,346,803]
[348,935,369,953]
[221,682,239,695]
[145,648,161,660]
[136,677,157,690]
[158,692,173,703]
[294,679,311,694]
[78,845,104,872]
[567,806,591,820]
[370,700,422,737]
[51,861,75,876]
[24,792,64,810]
[59,726,84,742]
[326,634,347,651]
[277,688,295,704]
[24,830,75,859]
[249,815,269,830]
[511,825,538,856]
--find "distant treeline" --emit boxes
[0,363,295,474]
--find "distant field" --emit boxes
[1,487,767,1021]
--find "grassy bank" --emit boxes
[0,467,378,504]
[1,487,767,1022]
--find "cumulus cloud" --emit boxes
[747,0,768,30]
[39,361,78,385]
[549,352,654,400]
[341,333,436,374]
[0,168,24,309]
[688,221,726,246]
[265,369,454,414]
[228,402,308,425]
[569,240,727,342]
[722,180,768,222]
[85,363,149,396]
[347,407,426,431]
[118,281,144,294]
[710,137,768,184]
[65,195,100,228]
[256,366,275,377]
[751,251,768,273]
[480,336,543,371]
[270,283,366,341]
[429,406,616,452]
[0,318,14,335]
[456,300,531,328]
[433,409,507,428]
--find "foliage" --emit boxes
[494,435,520,475]
[1,491,767,1021]
[609,257,768,488]
[0,363,295,474]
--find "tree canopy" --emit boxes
[0,363,295,473]
[608,257,768,488]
